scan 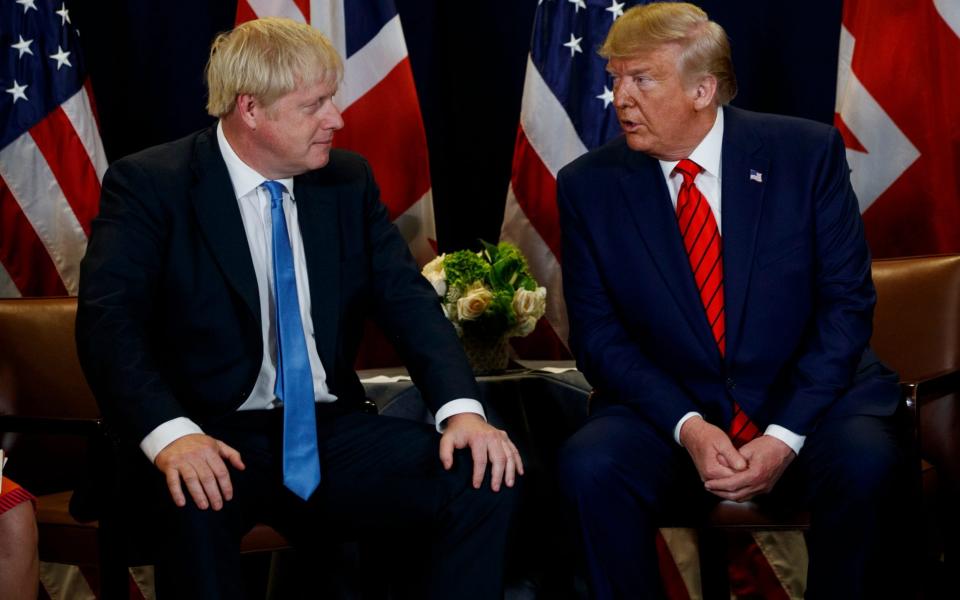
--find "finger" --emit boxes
[209,457,234,503]
[705,470,754,492]
[218,441,245,471]
[180,466,210,510]
[487,441,507,492]
[471,439,488,489]
[501,440,518,486]
[711,488,752,502]
[164,468,187,508]
[717,442,748,471]
[703,462,738,480]
[438,434,455,470]
[505,438,524,476]
[196,462,225,511]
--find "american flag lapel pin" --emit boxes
[749,169,763,183]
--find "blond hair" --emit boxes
[205,17,342,117]
[599,2,737,105]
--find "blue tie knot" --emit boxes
[262,180,285,209]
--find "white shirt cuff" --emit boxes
[140,417,205,463]
[434,398,486,432]
[674,412,702,446]
[764,424,805,455]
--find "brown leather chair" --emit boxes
[692,254,960,598]
[0,297,290,598]
[872,255,960,592]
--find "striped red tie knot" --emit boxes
[674,159,703,184]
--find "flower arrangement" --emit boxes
[422,241,547,370]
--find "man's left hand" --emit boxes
[439,413,524,492]
[703,435,795,502]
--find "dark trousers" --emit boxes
[557,404,908,599]
[139,409,518,600]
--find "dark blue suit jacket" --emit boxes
[77,126,478,446]
[557,106,899,438]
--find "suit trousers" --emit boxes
[134,407,518,600]
[557,404,908,599]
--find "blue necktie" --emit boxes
[262,180,321,501]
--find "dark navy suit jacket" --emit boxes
[557,106,899,438]
[77,126,478,446]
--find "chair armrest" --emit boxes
[900,368,960,411]
[0,414,103,437]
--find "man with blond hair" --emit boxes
[557,3,906,598]
[77,17,521,599]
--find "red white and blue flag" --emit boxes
[836,0,960,258]
[501,1,804,597]
[0,0,106,297]
[236,0,436,267]
[500,0,631,359]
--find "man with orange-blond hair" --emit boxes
[557,3,907,598]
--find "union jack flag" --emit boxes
[236,0,436,267]
[0,0,106,297]
[836,0,960,257]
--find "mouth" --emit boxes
[618,118,644,133]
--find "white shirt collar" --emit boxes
[658,107,724,181]
[216,121,295,200]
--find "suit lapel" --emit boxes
[720,107,768,360]
[293,173,340,374]
[619,149,718,359]
[190,128,260,324]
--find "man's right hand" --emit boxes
[154,434,245,510]
[678,416,747,483]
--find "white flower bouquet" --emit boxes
[422,241,547,370]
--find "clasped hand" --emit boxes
[679,416,794,502]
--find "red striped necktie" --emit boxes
[674,159,759,448]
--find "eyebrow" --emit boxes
[606,65,651,76]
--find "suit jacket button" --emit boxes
[725,378,736,390]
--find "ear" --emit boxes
[234,93,260,129]
[692,74,718,110]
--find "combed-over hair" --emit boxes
[599,2,737,105]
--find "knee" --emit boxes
[0,501,38,555]
[826,426,904,503]
[557,439,621,502]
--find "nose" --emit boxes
[325,101,344,131]
[612,80,632,108]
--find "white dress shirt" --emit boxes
[658,108,805,455]
[140,122,484,462]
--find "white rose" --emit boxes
[456,283,494,321]
[512,316,538,337]
[421,254,446,297]
[512,287,547,320]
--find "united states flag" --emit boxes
[499,0,630,359]
[501,1,804,597]
[236,0,436,267]
[1,0,106,297]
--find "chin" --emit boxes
[305,154,331,172]
[624,134,653,153]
